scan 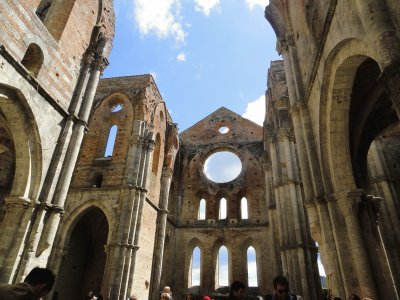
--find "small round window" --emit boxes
[219,126,229,134]
[204,151,242,183]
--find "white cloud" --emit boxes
[245,0,269,10]
[204,152,242,183]
[150,71,157,80]
[242,95,265,125]
[248,260,258,286]
[177,52,186,62]
[194,0,220,16]
[134,0,187,45]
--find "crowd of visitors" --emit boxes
[0,267,375,300]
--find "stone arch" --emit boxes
[53,204,111,300]
[0,85,42,201]
[23,35,50,67]
[85,92,134,161]
[318,39,400,298]
[242,237,262,288]
[56,200,114,248]
[21,44,44,77]
[319,38,382,193]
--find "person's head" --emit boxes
[163,286,172,295]
[184,293,195,300]
[348,295,361,300]
[273,275,289,300]
[24,267,56,300]
[160,292,170,300]
[230,281,245,299]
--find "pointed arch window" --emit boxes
[21,44,44,77]
[198,199,206,220]
[241,197,248,219]
[247,246,258,287]
[219,198,227,220]
[191,247,201,286]
[217,246,229,287]
[316,242,327,287]
[104,125,117,157]
[152,133,161,174]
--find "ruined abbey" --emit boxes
[0,1,400,300]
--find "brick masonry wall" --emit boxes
[0,0,115,110]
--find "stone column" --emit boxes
[337,190,378,299]
[279,41,314,203]
[32,54,107,264]
[103,124,147,299]
[269,139,286,274]
[150,167,173,300]
[0,197,32,282]
[125,133,155,299]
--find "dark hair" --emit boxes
[184,293,196,300]
[230,281,245,293]
[24,267,56,292]
[350,295,361,300]
[272,275,289,289]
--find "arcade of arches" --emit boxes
[0,1,400,300]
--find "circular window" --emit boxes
[219,126,229,134]
[204,151,242,183]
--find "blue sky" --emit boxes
[102,0,327,278]
[103,0,280,132]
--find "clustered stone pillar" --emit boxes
[0,28,108,283]
[336,190,378,299]
[104,124,154,300]
[31,51,108,271]
[150,167,174,300]
[279,34,340,297]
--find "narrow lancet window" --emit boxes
[104,125,117,157]
[217,246,229,287]
[241,197,248,219]
[219,198,227,220]
[152,134,161,174]
[247,246,258,287]
[198,199,206,220]
[191,247,201,286]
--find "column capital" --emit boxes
[146,138,156,152]
[4,196,31,208]
[162,167,174,178]
[278,38,289,53]
[335,188,364,216]
[277,128,293,140]
[93,56,109,74]
[286,34,295,47]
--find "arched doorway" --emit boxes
[54,207,108,300]
[325,53,400,299]
[0,112,15,209]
